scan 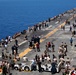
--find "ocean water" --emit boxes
[0,0,76,39]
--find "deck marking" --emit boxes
[19,40,27,46]
[19,15,76,58]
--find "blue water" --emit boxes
[0,0,76,39]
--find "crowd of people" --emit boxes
[0,9,76,75]
[27,17,76,75]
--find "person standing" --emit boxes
[51,43,55,52]
[48,42,51,48]
[62,26,65,30]
[25,35,28,40]
[70,38,73,46]
[11,45,14,55]
[37,59,42,72]
[31,59,37,71]
[35,54,38,62]
[28,41,32,48]
[36,42,40,52]
[72,30,75,37]
[37,36,40,44]
[45,42,49,52]
[15,39,18,46]
[6,62,10,75]
[64,43,67,52]
[15,45,18,54]
[2,50,5,59]
[51,61,57,74]
[2,64,7,75]
[11,58,15,70]
[70,26,72,32]
[4,44,7,51]
[52,54,56,60]
[11,45,18,55]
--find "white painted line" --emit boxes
[19,40,27,46]
[55,21,59,24]
[48,25,52,28]
[41,25,52,31]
